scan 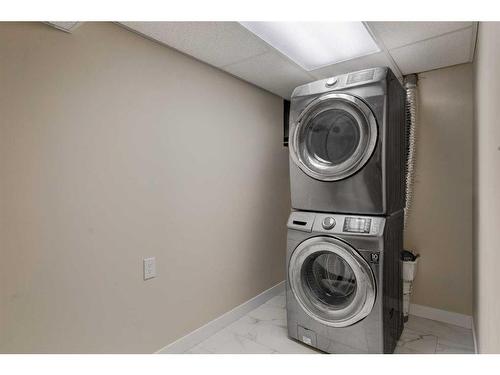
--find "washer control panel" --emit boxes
[317,213,383,236]
[287,212,385,236]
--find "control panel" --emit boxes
[288,212,385,236]
[292,67,388,98]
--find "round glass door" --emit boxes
[289,236,376,327]
[302,251,357,310]
[290,93,377,181]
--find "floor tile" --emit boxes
[436,339,474,354]
[397,328,437,353]
[182,292,474,355]
[185,344,214,354]
[393,345,426,354]
[263,294,286,309]
[405,316,474,349]
[246,303,287,327]
[193,328,276,354]
[226,315,319,354]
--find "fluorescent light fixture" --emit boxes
[239,22,380,71]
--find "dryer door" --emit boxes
[290,93,377,181]
[289,236,376,327]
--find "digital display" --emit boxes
[343,217,371,233]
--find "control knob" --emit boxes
[322,217,336,230]
[325,77,337,87]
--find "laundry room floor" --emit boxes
[183,291,475,354]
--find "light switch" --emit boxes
[143,257,156,280]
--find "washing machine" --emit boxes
[289,67,406,215]
[286,210,403,353]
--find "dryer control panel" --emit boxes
[287,212,385,236]
[291,67,388,98]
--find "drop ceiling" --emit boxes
[46,21,83,33]
[48,21,478,99]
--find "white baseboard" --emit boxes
[472,318,478,353]
[409,303,473,329]
[155,281,285,354]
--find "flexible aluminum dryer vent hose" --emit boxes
[404,74,418,230]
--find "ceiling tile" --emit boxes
[222,51,314,99]
[46,22,81,33]
[117,21,476,99]
[389,27,473,75]
[368,21,472,49]
[120,22,269,67]
[308,52,394,80]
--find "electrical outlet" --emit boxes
[143,257,156,280]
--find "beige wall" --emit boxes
[0,22,290,353]
[473,22,500,353]
[405,63,473,315]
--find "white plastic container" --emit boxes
[403,257,419,282]
[402,257,419,321]
[403,280,412,294]
[403,294,411,317]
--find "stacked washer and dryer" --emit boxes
[286,67,407,354]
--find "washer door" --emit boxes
[290,93,377,181]
[289,236,376,327]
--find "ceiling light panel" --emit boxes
[239,22,380,71]
[46,22,82,33]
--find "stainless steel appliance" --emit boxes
[286,210,403,353]
[289,67,406,215]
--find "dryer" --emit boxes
[286,210,403,353]
[289,67,406,215]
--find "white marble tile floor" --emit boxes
[183,291,474,354]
